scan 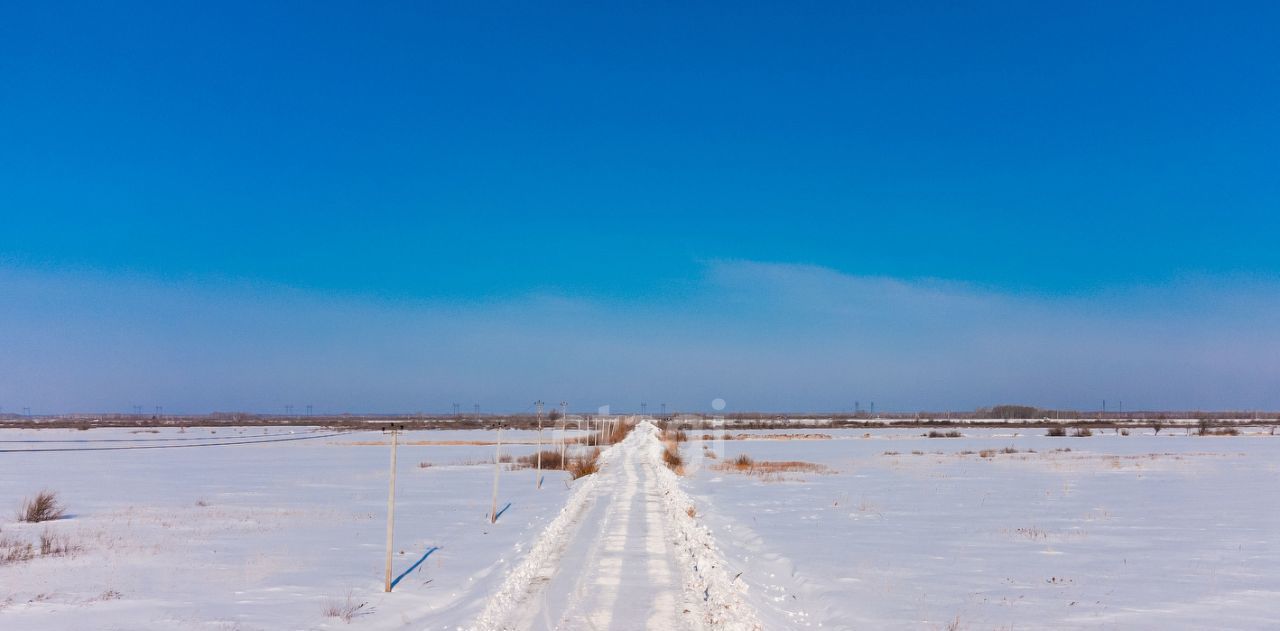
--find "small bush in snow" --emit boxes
[517,450,566,471]
[1045,426,1067,437]
[19,490,65,523]
[567,448,601,479]
[662,442,684,473]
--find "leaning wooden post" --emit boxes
[383,424,401,592]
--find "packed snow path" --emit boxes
[474,422,760,631]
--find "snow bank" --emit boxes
[637,422,763,631]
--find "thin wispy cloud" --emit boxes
[2,262,1277,414]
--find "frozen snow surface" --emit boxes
[680,426,1280,630]
[475,422,759,631]
[3,422,1278,629]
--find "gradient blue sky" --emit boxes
[2,2,1278,413]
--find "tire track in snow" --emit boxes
[470,421,761,631]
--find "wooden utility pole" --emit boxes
[535,401,544,489]
[383,424,403,592]
[490,424,503,523]
[559,401,568,465]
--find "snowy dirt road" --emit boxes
[474,422,759,631]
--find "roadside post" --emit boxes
[490,421,503,523]
[535,401,544,489]
[382,423,404,592]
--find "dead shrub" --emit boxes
[1046,426,1067,437]
[926,430,962,438]
[978,449,995,458]
[1201,427,1240,436]
[567,448,601,479]
[19,490,65,523]
[662,441,684,473]
[517,450,566,471]
[418,461,433,468]
[608,420,634,443]
[1072,427,1093,437]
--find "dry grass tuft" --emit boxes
[686,505,697,518]
[608,420,635,443]
[1072,427,1093,437]
[1,536,34,566]
[716,454,833,476]
[322,593,367,623]
[978,449,996,458]
[1,530,79,566]
[926,430,962,438]
[662,441,685,474]
[1046,426,1067,437]
[567,448,602,479]
[661,428,688,442]
[19,490,65,523]
[39,531,77,556]
[517,450,567,471]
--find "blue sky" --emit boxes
[2,2,1278,413]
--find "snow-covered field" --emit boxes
[4,422,1277,630]
[680,426,1280,629]
[0,425,585,630]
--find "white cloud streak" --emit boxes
[2,261,1278,413]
